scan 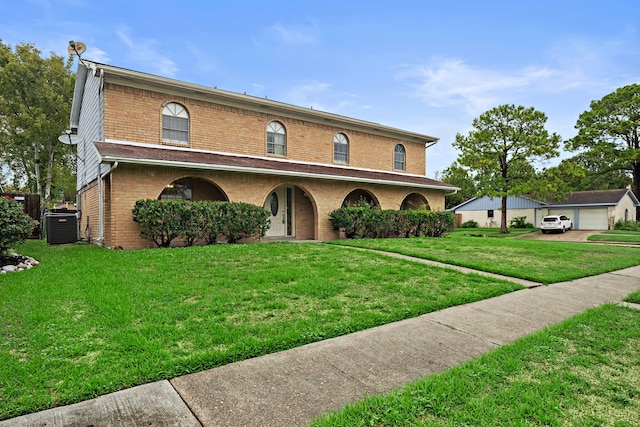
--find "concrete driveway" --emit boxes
[528,229,600,242]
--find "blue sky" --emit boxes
[2,0,639,177]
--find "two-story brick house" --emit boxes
[69,61,457,249]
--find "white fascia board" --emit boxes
[549,203,617,208]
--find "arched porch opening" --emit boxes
[341,189,380,208]
[400,193,431,210]
[158,177,228,201]
[262,184,317,240]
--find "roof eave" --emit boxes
[97,155,457,191]
[548,203,618,208]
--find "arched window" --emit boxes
[394,144,406,170]
[333,133,349,163]
[267,121,286,156]
[162,103,189,144]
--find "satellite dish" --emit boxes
[68,41,86,56]
[58,134,83,145]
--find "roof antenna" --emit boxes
[68,40,87,65]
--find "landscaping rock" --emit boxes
[0,255,39,273]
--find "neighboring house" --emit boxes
[542,189,640,230]
[450,195,545,228]
[69,61,458,249]
[451,189,640,230]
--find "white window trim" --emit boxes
[162,103,189,145]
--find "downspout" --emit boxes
[98,162,118,245]
[424,138,439,176]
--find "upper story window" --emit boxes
[267,121,286,156]
[162,103,189,145]
[394,144,406,170]
[333,133,349,164]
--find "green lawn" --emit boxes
[587,233,640,243]
[330,235,640,284]
[2,237,639,421]
[625,290,640,304]
[311,304,640,426]
[603,230,640,235]
[0,240,521,420]
[450,227,538,238]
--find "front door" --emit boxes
[264,187,294,238]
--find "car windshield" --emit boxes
[543,217,558,222]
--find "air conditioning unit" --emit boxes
[46,213,78,245]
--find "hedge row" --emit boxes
[132,199,270,247]
[0,197,37,255]
[329,205,454,239]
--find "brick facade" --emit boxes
[99,164,445,249]
[103,83,426,176]
[73,62,455,249]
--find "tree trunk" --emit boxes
[501,195,509,233]
[45,149,54,203]
[633,161,640,221]
[33,143,42,200]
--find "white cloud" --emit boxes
[397,58,557,115]
[401,30,640,121]
[251,83,266,93]
[283,81,330,110]
[267,21,319,45]
[85,46,109,63]
[186,43,218,75]
[115,27,177,77]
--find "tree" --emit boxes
[566,84,640,218]
[555,152,629,192]
[438,162,477,209]
[527,159,586,203]
[0,197,37,254]
[453,105,561,233]
[0,40,75,204]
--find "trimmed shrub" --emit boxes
[199,201,225,244]
[132,199,184,248]
[388,210,413,238]
[328,205,370,238]
[132,200,271,247]
[363,209,396,238]
[329,206,455,239]
[460,220,478,228]
[509,216,534,229]
[0,197,38,254]
[179,201,205,247]
[218,202,270,244]
[421,210,455,237]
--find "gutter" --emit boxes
[424,138,439,177]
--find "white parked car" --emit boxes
[540,215,572,233]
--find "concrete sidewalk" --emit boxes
[3,266,640,427]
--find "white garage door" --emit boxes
[578,208,609,230]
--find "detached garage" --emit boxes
[544,189,640,230]
[451,189,639,230]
